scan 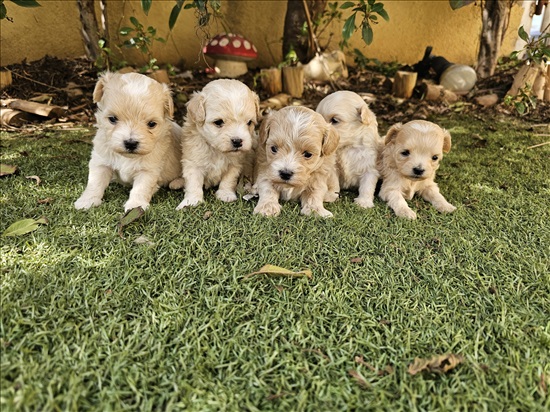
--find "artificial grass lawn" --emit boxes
[1,114,549,411]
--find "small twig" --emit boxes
[10,72,65,92]
[526,141,550,149]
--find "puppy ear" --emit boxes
[359,105,377,127]
[259,113,272,146]
[162,83,174,119]
[93,72,113,103]
[442,129,452,153]
[321,124,340,156]
[186,92,206,125]
[384,123,402,145]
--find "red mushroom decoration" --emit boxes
[203,33,258,78]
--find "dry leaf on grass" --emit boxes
[408,354,464,375]
[26,175,41,185]
[0,164,17,177]
[243,264,312,280]
[355,355,394,376]
[348,370,369,388]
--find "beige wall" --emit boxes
[1,1,523,69]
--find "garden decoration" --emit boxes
[203,33,258,78]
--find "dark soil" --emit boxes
[1,55,549,130]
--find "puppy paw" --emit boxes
[124,199,149,212]
[354,196,375,209]
[74,196,102,210]
[436,202,457,213]
[168,178,185,190]
[323,191,339,203]
[176,197,203,209]
[216,189,238,202]
[301,206,333,218]
[394,207,417,220]
[254,202,281,217]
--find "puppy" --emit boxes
[316,91,382,208]
[253,106,340,217]
[175,79,260,209]
[74,72,184,211]
[378,120,456,219]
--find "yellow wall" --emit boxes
[1,1,523,69]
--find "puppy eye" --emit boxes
[247,120,254,126]
[213,119,224,127]
[401,150,410,157]
[432,155,439,161]
[330,117,339,125]
[147,121,157,128]
[303,151,313,159]
[270,145,278,154]
[108,116,118,124]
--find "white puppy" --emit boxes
[253,106,340,217]
[316,90,382,208]
[378,120,456,219]
[176,79,260,209]
[74,72,184,211]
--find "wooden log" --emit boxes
[392,71,417,98]
[544,65,550,102]
[507,63,542,97]
[419,82,458,103]
[0,71,12,90]
[7,99,67,118]
[1,108,34,127]
[147,69,170,84]
[260,68,282,96]
[282,66,304,98]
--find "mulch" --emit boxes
[1,55,549,130]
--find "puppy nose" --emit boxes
[413,167,425,176]
[279,169,294,181]
[231,138,243,149]
[124,139,139,152]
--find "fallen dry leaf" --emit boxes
[540,372,547,396]
[348,370,368,388]
[243,264,312,280]
[350,257,363,264]
[408,354,464,375]
[26,175,41,185]
[355,355,394,376]
[0,164,17,177]
[203,211,212,220]
[38,197,54,204]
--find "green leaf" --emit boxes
[516,101,526,115]
[0,164,17,176]
[130,16,140,28]
[169,2,184,30]
[118,207,145,236]
[449,0,475,10]
[377,7,389,21]
[362,23,374,45]
[243,264,313,280]
[141,0,152,15]
[342,12,357,40]
[340,1,356,9]
[119,27,133,36]
[518,26,529,42]
[2,217,46,237]
[9,0,41,8]
[0,3,7,19]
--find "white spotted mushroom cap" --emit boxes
[203,33,258,61]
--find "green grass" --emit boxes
[1,115,549,411]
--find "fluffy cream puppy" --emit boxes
[176,79,260,209]
[253,106,340,217]
[316,91,382,208]
[74,72,184,211]
[378,120,456,219]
